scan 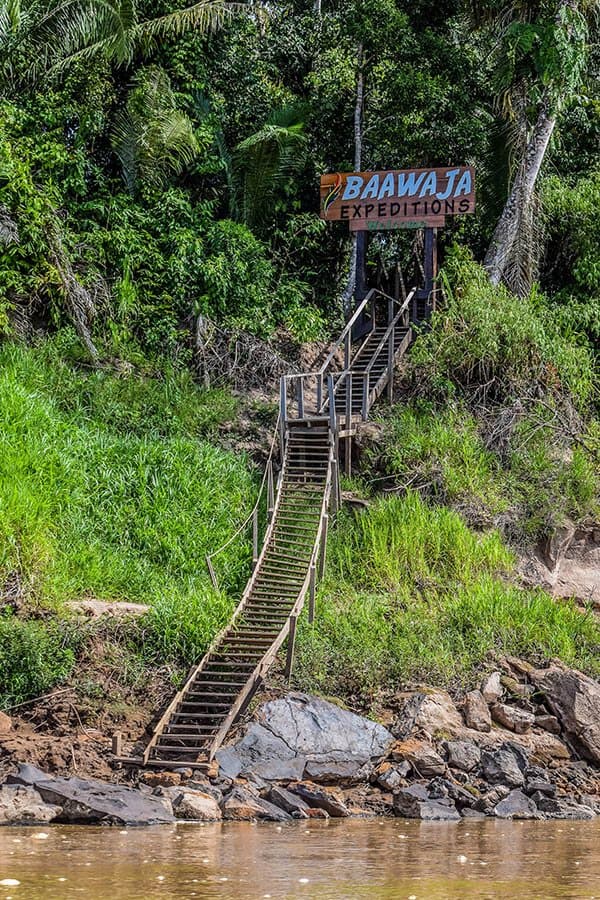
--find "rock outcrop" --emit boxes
[216,692,394,781]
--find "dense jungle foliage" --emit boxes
[0,0,599,706]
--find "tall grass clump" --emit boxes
[0,613,76,706]
[0,340,256,613]
[295,493,600,700]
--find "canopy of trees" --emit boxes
[0,0,599,362]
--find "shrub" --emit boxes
[0,615,75,707]
[411,249,595,410]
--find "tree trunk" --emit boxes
[341,44,364,318]
[484,106,556,287]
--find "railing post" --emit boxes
[345,372,352,477]
[252,507,259,567]
[279,377,287,451]
[267,460,274,522]
[318,514,329,579]
[362,373,369,420]
[345,372,352,430]
[327,374,336,434]
[344,330,351,370]
[206,556,218,590]
[317,373,323,413]
[285,616,297,681]
[297,377,305,418]
[308,565,316,624]
[330,459,339,515]
[387,325,395,403]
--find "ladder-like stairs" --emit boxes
[142,421,333,767]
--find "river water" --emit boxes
[0,819,599,899]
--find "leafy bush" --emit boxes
[376,398,599,540]
[377,402,507,519]
[411,249,595,410]
[0,615,75,707]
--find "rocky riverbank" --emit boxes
[2,657,600,825]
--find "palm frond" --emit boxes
[111,66,199,194]
[233,105,308,228]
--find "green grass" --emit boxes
[376,401,508,518]
[0,338,257,614]
[295,493,600,700]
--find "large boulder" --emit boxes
[0,785,60,825]
[287,781,350,817]
[494,789,538,820]
[216,693,394,782]
[221,787,291,822]
[444,740,481,773]
[390,739,445,777]
[7,764,174,825]
[394,785,460,821]
[490,703,535,734]
[530,665,600,763]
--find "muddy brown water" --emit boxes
[1,819,600,899]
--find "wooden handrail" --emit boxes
[318,288,378,376]
[364,288,415,376]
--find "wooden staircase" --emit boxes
[129,288,417,769]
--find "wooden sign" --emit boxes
[320,167,474,229]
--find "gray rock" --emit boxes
[269,785,310,818]
[474,785,511,814]
[288,781,350,817]
[491,702,535,734]
[8,764,173,825]
[394,786,460,821]
[221,786,291,822]
[463,691,492,732]
[494,789,538,819]
[481,672,504,704]
[461,808,487,819]
[481,743,528,788]
[534,795,596,820]
[0,785,61,825]
[427,777,476,809]
[216,693,394,782]
[525,780,556,797]
[376,764,410,792]
[184,780,223,804]
[394,690,465,740]
[445,740,481,773]
[531,665,600,763]
[391,739,445,776]
[303,757,371,786]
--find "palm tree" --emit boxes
[471,0,597,290]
